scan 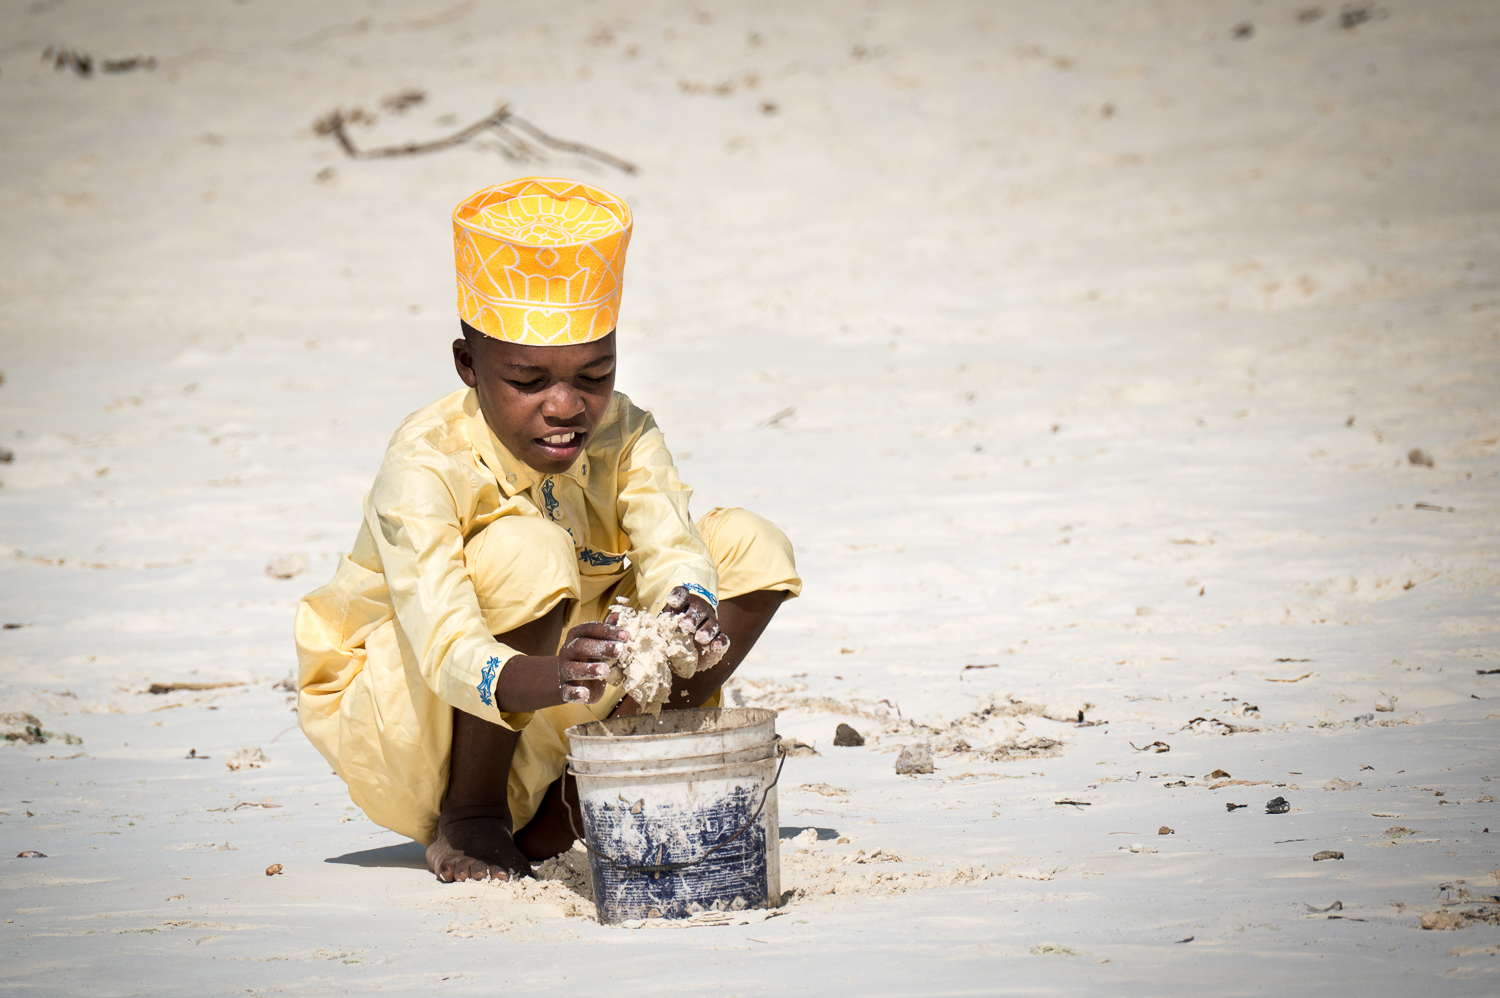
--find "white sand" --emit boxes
[2,0,1499,993]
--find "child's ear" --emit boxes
[453,338,479,388]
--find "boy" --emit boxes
[294,177,801,883]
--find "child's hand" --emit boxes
[663,585,731,666]
[558,621,629,704]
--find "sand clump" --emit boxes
[225,747,267,771]
[607,598,724,714]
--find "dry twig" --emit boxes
[312,104,637,174]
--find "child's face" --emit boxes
[453,329,617,475]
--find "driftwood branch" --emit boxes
[313,104,637,175]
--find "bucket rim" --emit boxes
[567,706,779,745]
[568,756,779,781]
[565,743,778,772]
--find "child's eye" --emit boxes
[507,378,546,391]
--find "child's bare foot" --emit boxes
[426,804,533,883]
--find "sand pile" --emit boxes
[431,846,596,936]
[607,598,725,714]
[432,831,1003,936]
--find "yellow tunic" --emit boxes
[294,387,800,842]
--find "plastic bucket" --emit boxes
[566,708,783,924]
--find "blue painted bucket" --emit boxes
[566,708,783,924]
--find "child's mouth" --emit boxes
[535,430,584,461]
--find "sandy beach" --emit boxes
[2,0,1498,993]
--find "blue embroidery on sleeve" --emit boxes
[579,548,626,567]
[477,655,500,707]
[680,581,718,608]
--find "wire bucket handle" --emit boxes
[567,739,787,878]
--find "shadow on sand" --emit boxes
[325,840,427,869]
[779,826,840,841]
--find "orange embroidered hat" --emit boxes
[452,177,632,345]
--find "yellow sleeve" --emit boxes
[366,436,534,730]
[614,404,719,612]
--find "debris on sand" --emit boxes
[794,783,849,797]
[833,723,864,746]
[148,681,245,695]
[781,737,819,757]
[1312,850,1344,861]
[1,712,47,745]
[971,694,1091,725]
[1130,740,1170,753]
[312,103,637,174]
[16,850,46,859]
[895,744,934,775]
[1030,943,1086,956]
[226,747,267,771]
[1181,716,1256,735]
[265,553,308,579]
[1,711,81,747]
[1266,796,1291,814]
[1407,448,1434,467]
[976,736,1064,762]
[847,848,902,864]
[1322,778,1360,791]
[380,88,427,114]
[265,864,283,876]
[42,46,157,77]
[1420,906,1500,930]
[606,599,724,714]
[1159,826,1175,835]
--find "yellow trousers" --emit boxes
[323,506,800,844]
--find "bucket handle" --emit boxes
[567,739,787,878]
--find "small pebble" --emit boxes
[1312,850,1344,862]
[16,850,46,859]
[265,863,283,876]
[1266,796,1290,814]
[833,723,864,747]
[1129,842,1144,853]
[1158,826,1175,835]
[894,743,933,775]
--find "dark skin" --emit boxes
[425,326,783,883]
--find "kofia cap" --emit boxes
[453,177,632,345]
